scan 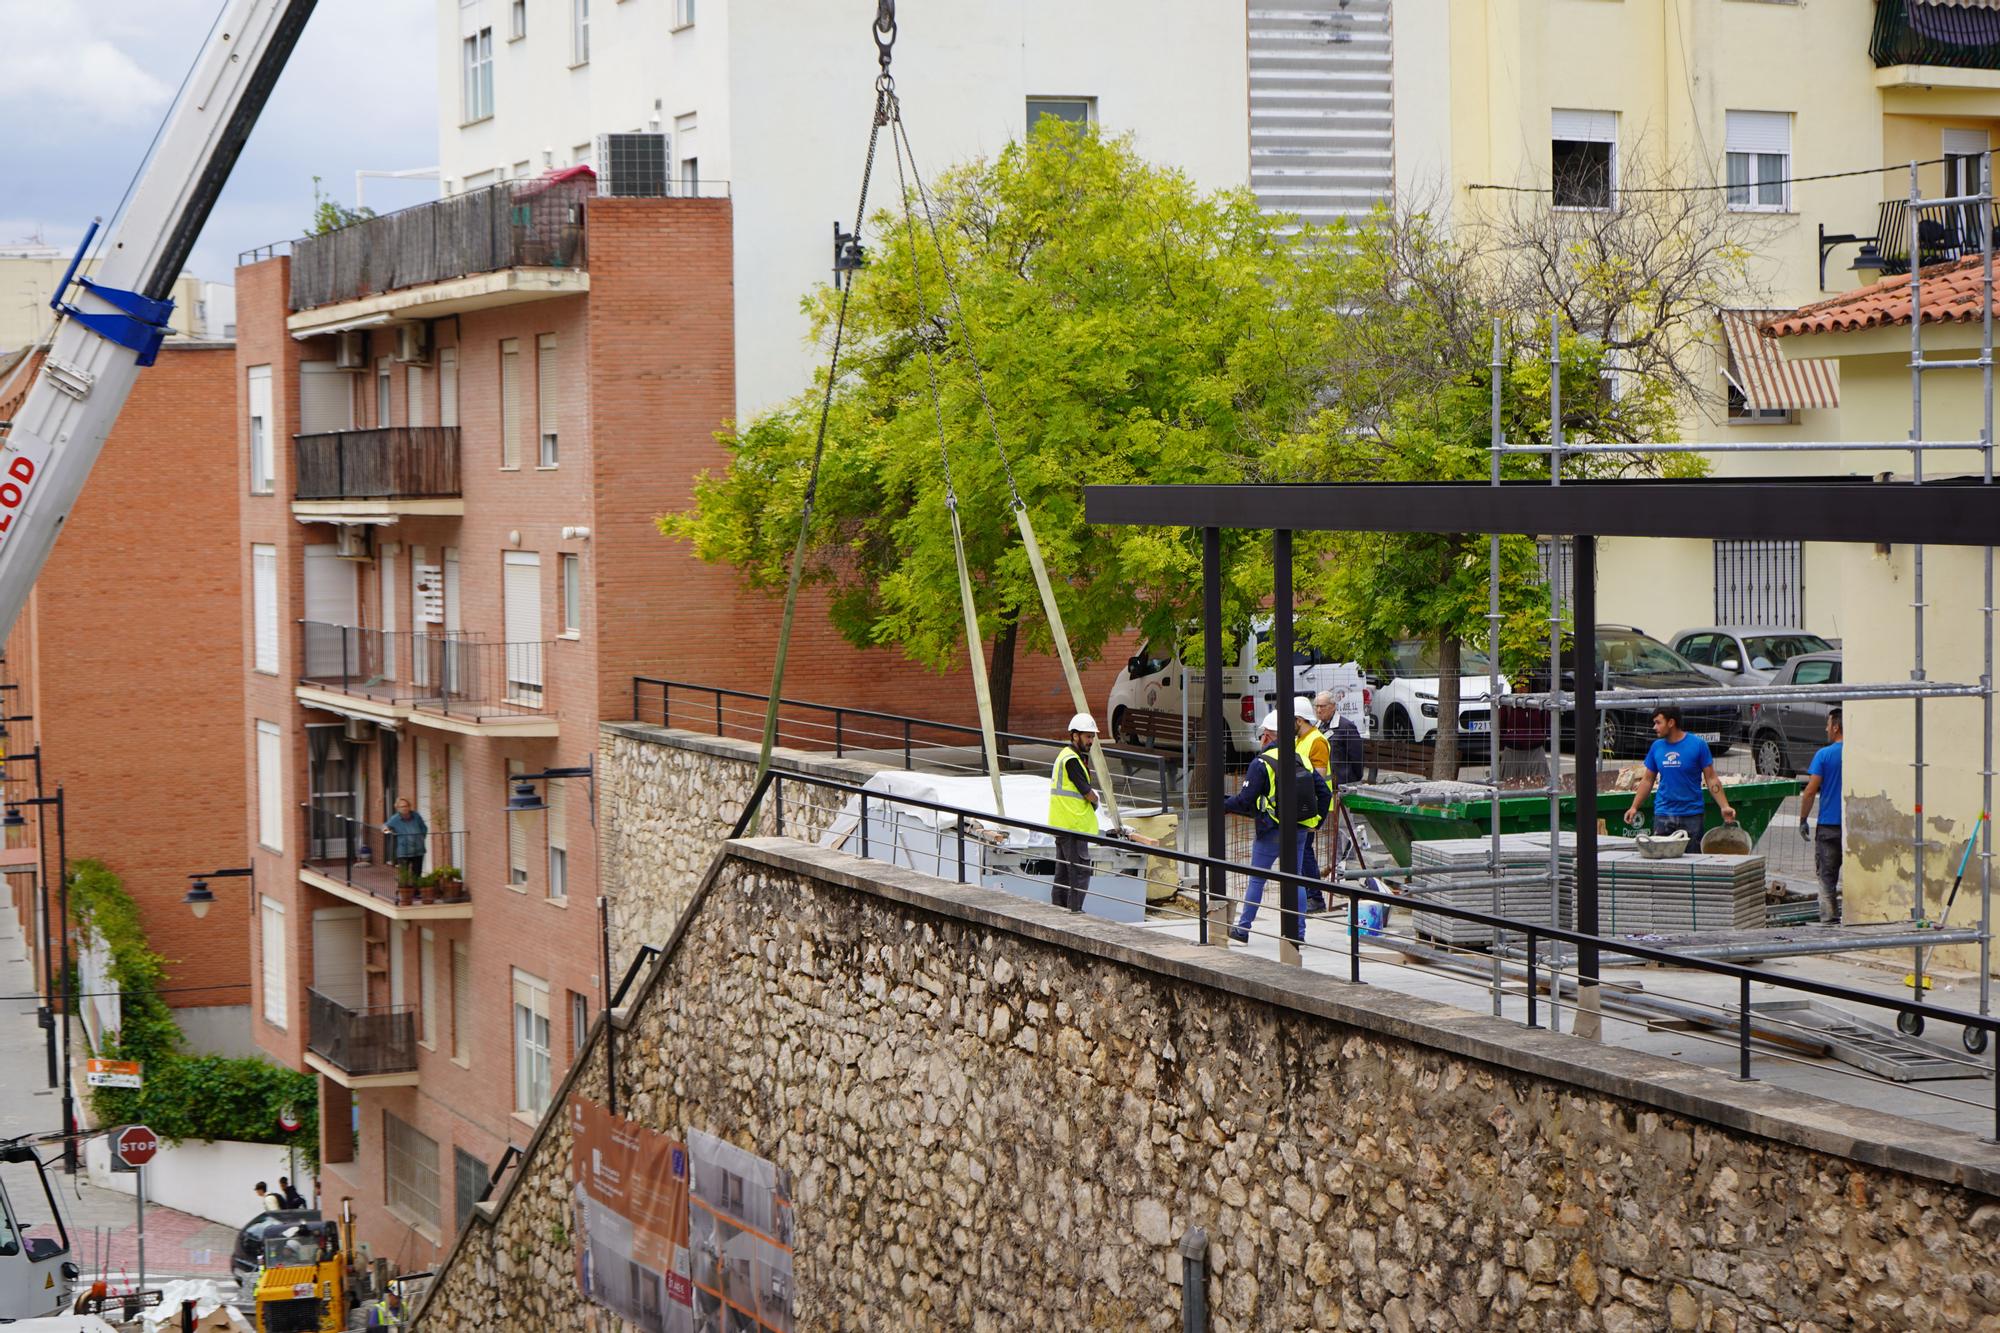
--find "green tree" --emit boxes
[666,121,1342,729]
[310,175,376,235]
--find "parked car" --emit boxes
[1107,617,1372,755]
[1368,639,1513,745]
[1499,626,1745,758]
[232,1207,321,1278]
[1747,650,1842,776]
[1669,626,1836,688]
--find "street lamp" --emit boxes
[502,762,594,818]
[182,867,253,920]
[10,788,74,1171]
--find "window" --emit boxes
[572,0,589,64]
[672,0,694,29]
[252,544,278,673]
[462,27,494,123]
[1725,111,1791,212]
[569,990,588,1060]
[546,776,568,900]
[508,759,531,887]
[1793,657,1841,688]
[510,0,526,39]
[536,334,559,466]
[512,969,552,1117]
[499,339,521,468]
[1552,109,1616,209]
[383,1111,442,1235]
[1026,97,1095,135]
[375,357,392,426]
[1676,633,1717,667]
[560,553,581,635]
[380,545,399,677]
[390,921,407,1009]
[257,720,284,851]
[1714,539,1803,625]
[511,159,532,182]
[419,928,437,1048]
[407,365,426,428]
[438,347,459,428]
[451,939,470,1064]
[260,896,287,1028]
[679,157,698,196]
[503,551,543,703]
[247,365,273,494]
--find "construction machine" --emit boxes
[0,1136,79,1319]
[250,1216,351,1333]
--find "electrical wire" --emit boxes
[1469,155,1953,196]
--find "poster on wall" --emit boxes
[569,1096,694,1333]
[685,1128,795,1333]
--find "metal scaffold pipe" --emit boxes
[1489,315,1506,1018]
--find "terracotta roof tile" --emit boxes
[1762,255,2000,339]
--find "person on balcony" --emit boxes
[383,798,429,885]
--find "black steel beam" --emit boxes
[1274,531,1298,947]
[1084,479,2000,547]
[1575,538,1600,1006]
[1202,527,1224,946]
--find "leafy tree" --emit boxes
[666,121,1343,730]
[310,175,376,235]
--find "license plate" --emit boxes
[1696,732,1721,742]
[1465,720,1490,732]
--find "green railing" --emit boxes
[1871,0,2000,70]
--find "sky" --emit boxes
[0,0,439,287]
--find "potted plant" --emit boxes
[394,863,418,906]
[434,866,466,901]
[418,869,440,904]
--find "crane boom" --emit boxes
[0,0,318,638]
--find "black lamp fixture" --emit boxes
[832,221,866,288]
[504,761,595,820]
[183,867,252,920]
[1819,223,1885,290]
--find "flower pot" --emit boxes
[420,881,438,904]
[440,877,465,901]
[396,885,416,906]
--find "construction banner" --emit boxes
[686,1128,795,1332]
[568,1096,693,1333]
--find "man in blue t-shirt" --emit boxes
[1625,705,1737,843]
[1799,707,1843,923]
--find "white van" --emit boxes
[1106,618,1372,755]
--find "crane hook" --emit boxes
[874,0,896,76]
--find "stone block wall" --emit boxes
[417,836,2000,1332]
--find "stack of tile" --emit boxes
[1408,833,1577,946]
[1580,850,1768,935]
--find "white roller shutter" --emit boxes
[252,545,278,673]
[257,720,284,852]
[438,347,459,428]
[311,907,365,1009]
[503,551,543,700]
[1552,109,1617,143]
[508,759,529,885]
[379,545,399,679]
[299,361,354,435]
[500,339,521,467]
[260,896,288,1027]
[1724,110,1790,155]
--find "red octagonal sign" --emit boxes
[114,1124,159,1168]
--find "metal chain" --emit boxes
[893,114,1025,509]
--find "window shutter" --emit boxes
[439,348,459,428]
[547,777,567,852]
[299,361,353,434]
[391,921,407,1008]
[407,365,426,428]
[247,365,273,494]
[451,940,470,1062]
[252,545,278,672]
[1551,109,1616,143]
[504,552,543,700]
[499,340,521,467]
[257,720,284,851]
[1725,110,1790,156]
[508,759,529,884]
[419,929,437,1047]
[537,333,559,465]
[260,896,287,1027]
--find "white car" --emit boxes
[1369,640,1512,745]
[1107,617,1372,755]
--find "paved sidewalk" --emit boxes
[0,903,239,1289]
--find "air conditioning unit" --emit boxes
[333,525,373,561]
[334,330,367,370]
[596,132,670,198]
[393,323,430,366]
[342,717,377,744]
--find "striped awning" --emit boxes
[1721,308,1840,412]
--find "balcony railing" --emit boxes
[307,988,417,1077]
[289,174,593,312]
[302,804,469,907]
[298,622,558,720]
[294,427,461,501]
[1867,198,1999,276]
[1871,0,2000,70]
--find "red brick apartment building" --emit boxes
[232,176,1088,1268]
[0,341,251,1037]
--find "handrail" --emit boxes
[739,765,2000,1136]
[610,945,661,1010]
[476,1145,523,1205]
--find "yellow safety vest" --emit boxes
[1255,747,1323,829]
[1048,745,1098,834]
[370,1302,402,1327]
[1296,727,1329,777]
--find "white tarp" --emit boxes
[137,1279,252,1330]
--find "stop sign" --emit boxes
[114,1124,159,1168]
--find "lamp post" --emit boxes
[8,788,73,1170]
[182,867,254,920]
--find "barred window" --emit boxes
[383,1112,441,1235]
[1714,540,1803,625]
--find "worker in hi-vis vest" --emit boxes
[1048,713,1102,913]
[365,1289,403,1327]
[1290,696,1331,913]
[1224,711,1325,944]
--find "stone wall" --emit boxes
[417,835,2000,1332]
[597,722,880,961]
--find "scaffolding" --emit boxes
[1484,155,1996,1049]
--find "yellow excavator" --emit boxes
[250,1215,352,1332]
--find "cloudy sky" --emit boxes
[0,0,438,285]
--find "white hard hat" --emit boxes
[1068,712,1098,733]
[1293,697,1314,719]
[1259,711,1280,734]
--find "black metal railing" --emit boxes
[307,988,417,1077]
[294,427,461,501]
[289,175,593,311]
[1871,0,2000,70]
[303,805,469,906]
[1868,198,1999,276]
[628,676,1174,809]
[300,622,558,720]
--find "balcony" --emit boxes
[293,427,463,521]
[297,622,562,737]
[1872,0,2000,94]
[299,803,473,922]
[1862,198,1998,276]
[306,988,418,1087]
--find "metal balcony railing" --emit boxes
[289,174,593,311]
[1871,0,2000,70]
[307,988,417,1077]
[1868,198,1999,276]
[298,622,559,720]
[294,427,461,501]
[302,804,469,906]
